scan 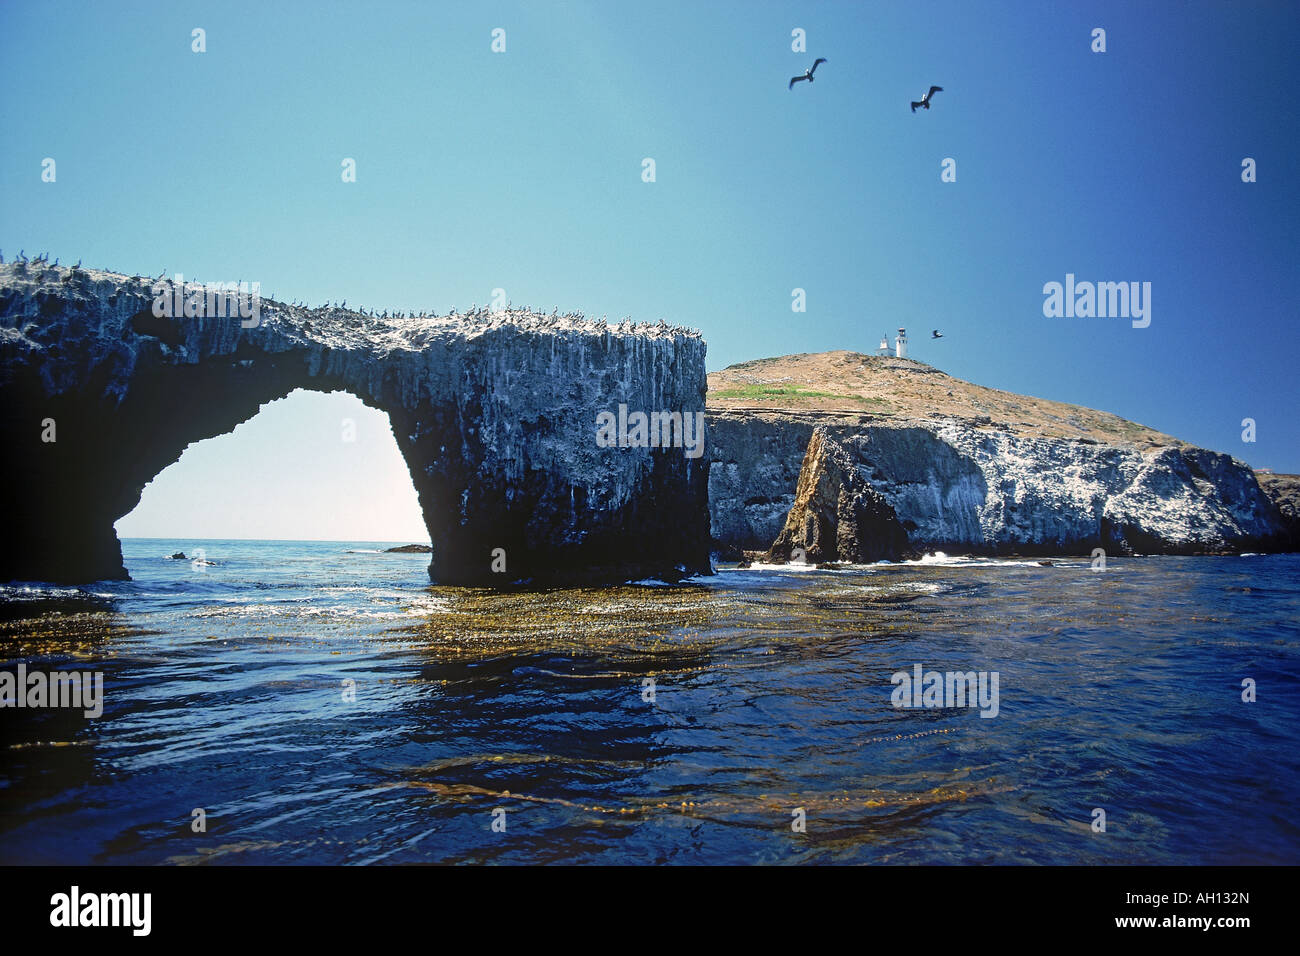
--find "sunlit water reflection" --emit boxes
[2,540,1296,864]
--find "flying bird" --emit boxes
[911,85,943,112]
[932,330,944,338]
[789,58,827,90]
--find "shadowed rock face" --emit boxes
[763,428,909,564]
[1256,473,1300,552]
[0,262,711,585]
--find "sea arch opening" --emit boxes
[114,388,430,575]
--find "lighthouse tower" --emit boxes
[895,327,908,359]
[878,335,891,357]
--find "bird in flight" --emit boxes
[911,85,943,112]
[789,58,827,90]
[932,330,944,338]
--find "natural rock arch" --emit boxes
[0,263,711,585]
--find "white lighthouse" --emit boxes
[895,327,908,358]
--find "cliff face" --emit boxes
[0,261,711,585]
[1256,473,1300,551]
[708,353,1286,556]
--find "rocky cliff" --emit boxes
[0,260,711,585]
[709,352,1287,556]
[1256,473,1300,552]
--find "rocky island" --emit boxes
[709,351,1291,560]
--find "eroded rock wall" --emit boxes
[1255,473,1300,552]
[709,410,1285,556]
[0,262,710,585]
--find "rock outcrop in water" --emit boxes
[763,428,909,564]
[0,261,711,585]
[710,352,1288,557]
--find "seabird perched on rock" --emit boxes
[789,58,827,90]
[911,85,943,112]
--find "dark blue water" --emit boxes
[1,540,1297,864]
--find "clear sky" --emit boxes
[1,0,1296,541]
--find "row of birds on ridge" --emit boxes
[788,58,943,114]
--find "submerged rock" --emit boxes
[384,544,432,553]
[0,262,711,585]
[763,428,909,564]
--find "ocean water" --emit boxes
[1,538,1297,865]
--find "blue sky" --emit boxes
[2,0,1296,540]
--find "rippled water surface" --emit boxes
[2,539,1297,864]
